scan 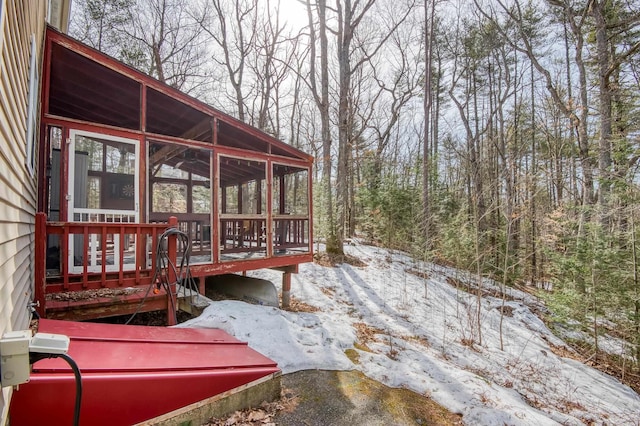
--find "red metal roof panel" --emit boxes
[39,318,240,344]
[10,319,280,425]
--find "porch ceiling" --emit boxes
[49,43,141,130]
[45,27,313,168]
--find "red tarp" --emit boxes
[9,319,279,425]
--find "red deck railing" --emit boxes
[220,217,268,254]
[33,211,312,322]
[218,216,310,255]
[273,217,309,252]
[34,213,178,321]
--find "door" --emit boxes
[67,130,140,273]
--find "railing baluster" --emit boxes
[62,225,69,290]
[151,227,157,273]
[135,225,142,285]
[101,225,107,287]
[83,225,89,288]
[119,225,125,285]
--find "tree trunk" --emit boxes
[592,0,613,206]
[632,212,640,368]
[335,0,352,253]
[422,0,435,248]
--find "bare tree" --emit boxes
[118,0,206,91]
[366,15,422,204]
[72,0,207,92]
[304,0,337,250]
[487,0,594,205]
[197,0,259,120]
[70,0,140,61]
[333,0,416,252]
[589,0,640,205]
[246,2,300,134]
[422,0,436,247]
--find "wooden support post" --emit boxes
[167,216,178,326]
[282,272,291,308]
[279,175,286,214]
[34,213,47,318]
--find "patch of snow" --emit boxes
[554,322,634,363]
[178,242,640,425]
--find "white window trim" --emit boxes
[67,130,141,274]
[25,34,39,177]
[0,0,5,80]
[0,0,5,46]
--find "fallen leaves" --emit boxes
[353,322,384,352]
[406,268,430,280]
[320,286,336,297]
[282,295,319,313]
[313,252,368,267]
[205,388,299,426]
[46,287,143,301]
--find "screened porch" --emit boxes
[34,27,313,321]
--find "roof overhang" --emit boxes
[43,26,313,164]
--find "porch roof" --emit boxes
[44,26,313,165]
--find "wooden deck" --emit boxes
[34,213,312,323]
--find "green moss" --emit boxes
[353,342,373,353]
[344,348,360,364]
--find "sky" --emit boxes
[178,242,640,425]
[279,0,308,26]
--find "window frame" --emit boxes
[0,0,5,54]
[25,34,39,176]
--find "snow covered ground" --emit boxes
[178,242,640,425]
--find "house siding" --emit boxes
[0,1,46,424]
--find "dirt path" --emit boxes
[274,370,462,426]
[206,370,462,426]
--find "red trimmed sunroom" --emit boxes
[34,27,313,323]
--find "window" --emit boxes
[47,0,66,31]
[152,183,187,213]
[148,141,212,264]
[25,34,39,176]
[272,165,309,215]
[218,155,268,260]
[0,1,5,61]
[272,164,310,255]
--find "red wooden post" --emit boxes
[198,278,205,295]
[279,175,286,214]
[166,216,178,325]
[282,271,291,308]
[34,213,47,318]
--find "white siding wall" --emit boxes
[0,1,46,423]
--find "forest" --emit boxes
[70,0,640,383]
